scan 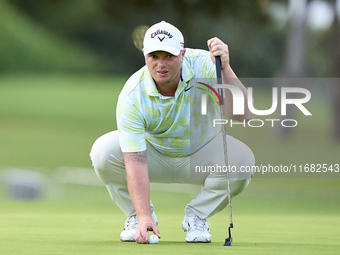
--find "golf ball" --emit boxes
[149,235,159,244]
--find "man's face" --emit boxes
[144,50,186,87]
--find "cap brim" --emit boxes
[143,46,181,56]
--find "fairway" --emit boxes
[1,74,340,255]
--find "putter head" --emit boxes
[224,237,232,246]
[224,223,233,246]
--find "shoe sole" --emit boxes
[185,237,211,243]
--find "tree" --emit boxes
[327,0,340,139]
[276,0,308,138]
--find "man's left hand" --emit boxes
[207,37,230,70]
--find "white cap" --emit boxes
[143,21,184,56]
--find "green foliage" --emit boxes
[0,1,112,72]
[2,0,285,76]
[1,0,337,76]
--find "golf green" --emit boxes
[1,178,339,255]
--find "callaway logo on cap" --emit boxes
[143,21,184,56]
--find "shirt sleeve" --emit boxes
[204,53,217,79]
[116,94,146,152]
[199,50,219,86]
[193,49,216,79]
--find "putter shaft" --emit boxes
[215,56,233,246]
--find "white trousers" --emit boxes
[90,130,255,219]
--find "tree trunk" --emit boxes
[329,0,340,139]
[276,0,308,139]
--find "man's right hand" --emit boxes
[135,216,161,244]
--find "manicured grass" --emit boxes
[1,178,340,255]
[0,74,125,168]
[0,74,340,254]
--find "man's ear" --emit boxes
[181,49,186,60]
[143,50,147,64]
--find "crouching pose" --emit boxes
[90,21,255,244]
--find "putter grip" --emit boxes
[215,56,223,104]
[215,56,222,84]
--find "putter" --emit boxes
[215,56,233,246]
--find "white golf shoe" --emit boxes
[120,211,158,242]
[182,216,212,243]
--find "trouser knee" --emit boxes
[89,131,125,183]
[230,177,251,198]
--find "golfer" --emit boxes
[90,21,255,244]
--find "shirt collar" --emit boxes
[143,67,160,97]
[181,55,194,83]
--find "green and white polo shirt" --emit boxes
[116,48,221,157]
